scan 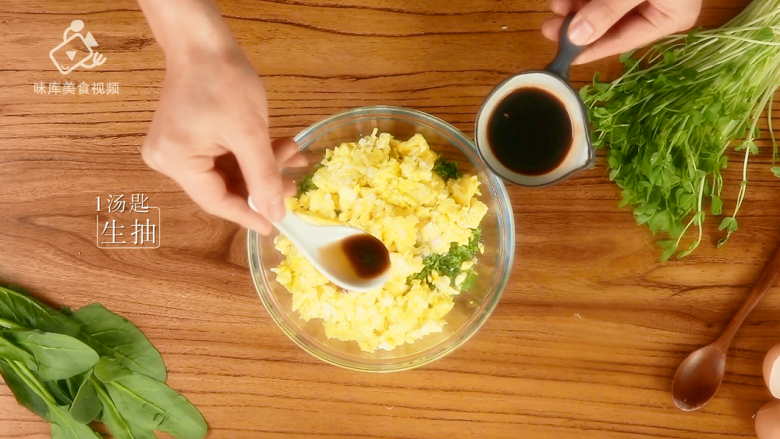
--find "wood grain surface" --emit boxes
[2,0,780,438]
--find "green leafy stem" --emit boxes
[582,0,780,260]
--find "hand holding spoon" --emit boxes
[248,197,391,292]
[672,242,780,411]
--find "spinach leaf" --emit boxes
[65,371,89,400]
[72,303,166,382]
[4,330,99,380]
[1,359,98,438]
[94,377,156,439]
[42,378,74,406]
[47,405,102,439]
[96,358,208,439]
[0,335,73,405]
[0,335,39,370]
[0,286,80,336]
[69,371,101,423]
[94,355,132,382]
[0,360,48,418]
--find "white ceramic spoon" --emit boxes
[248,197,391,292]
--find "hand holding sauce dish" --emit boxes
[475,14,594,188]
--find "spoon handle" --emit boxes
[273,210,311,237]
[544,14,588,83]
[718,242,780,347]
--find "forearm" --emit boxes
[136,0,239,65]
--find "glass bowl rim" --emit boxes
[247,105,516,372]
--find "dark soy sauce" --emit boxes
[341,234,390,279]
[487,87,573,176]
[320,234,390,282]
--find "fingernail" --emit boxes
[269,199,286,222]
[568,19,594,45]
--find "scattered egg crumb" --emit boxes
[272,129,488,352]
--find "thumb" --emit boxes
[567,0,645,46]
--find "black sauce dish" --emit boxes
[475,14,595,188]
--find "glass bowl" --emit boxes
[247,106,515,372]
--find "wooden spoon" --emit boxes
[672,242,780,411]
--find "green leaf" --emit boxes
[65,371,88,400]
[47,405,102,439]
[648,210,671,233]
[772,166,780,178]
[738,141,759,154]
[718,217,739,233]
[681,68,698,80]
[659,241,678,262]
[636,212,653,225]
[42,378,74,406]
[95,378,156,439]
[711,195,723,215]
[94,356,133,383]
[728,219,739,233]
[679,194,696,211]
[663,51,676,66]
[4,330,99,381]
[98,359,208,439]
[579,84,591,101]
[756,26,774,41]
[72,303,166,382]
[704,100,721,118]
[0,286,80,336]
[69,371,101,424]
[619,49,637,63]
[677,249,693,259]
[0,335,39,370]
[0,360,49,418]
[690,110,704,126]
[669,219,685,239]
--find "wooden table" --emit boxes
[2,0,780,438]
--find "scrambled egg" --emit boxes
[272,130,488,352]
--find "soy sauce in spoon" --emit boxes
[248,197,391,292]
[319,234,391,284]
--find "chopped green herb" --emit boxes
[409,228,481,289]
[296,164,323,197]
[433,158,463,181]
